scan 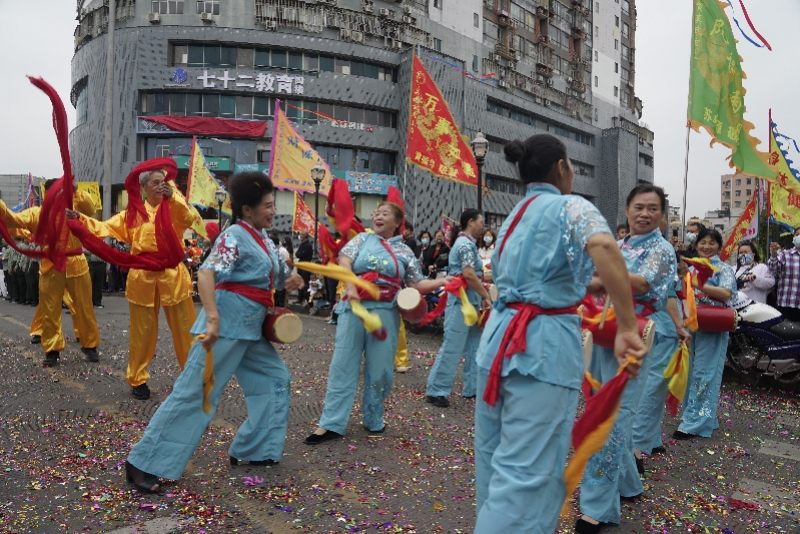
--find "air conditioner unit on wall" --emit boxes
[148,12,160,23]
[379,8,392,17]
[498,80,509,89]
[494,53,501,62]
[351,30,364,43]
[266,20,277,30]
[340,28,351,39]
[544,99,552,107]
[200,12,213,22]
[363,0,374,13]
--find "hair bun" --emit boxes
[503,140,527,164]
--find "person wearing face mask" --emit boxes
[674,228,737,440]
[422,230,450,277]
[478,229,496,266]
[768,228,800,322]
[735,242,774,304]
[681,222,704,259]
[417,230,432,261]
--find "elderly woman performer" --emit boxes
[69,162,200,400]
[122,172,303,493]
[305,202,452,444]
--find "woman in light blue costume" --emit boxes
[631,216,692,472]
[577,184,678,533]
[474,134,646,534]
[426,208,492,407]
[305,202,452,445]
[122,173,304,493]
[673,228,736,440]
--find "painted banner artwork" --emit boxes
[441,215,454,246]
[720,191,757,261]
[186,136,222,211]
[270,99,332,196]
[292,191,316,237]
[687,0,775,179]
[768,113,800,229]
[406,54,478,186]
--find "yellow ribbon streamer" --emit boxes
[683,273,699,332]
[350,300,383,334]
[194,335,215,415]
[293,261,380,300]
[458,287,478,326]
[663,342,691,404]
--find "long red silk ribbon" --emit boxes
[417,276,468,327]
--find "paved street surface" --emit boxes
[0,295,799,533]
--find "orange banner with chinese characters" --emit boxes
[406,54,478,186]
[720,192,757,261]
[292,191,316,237]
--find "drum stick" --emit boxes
[599,298,611,331]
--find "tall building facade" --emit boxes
[720,172,755,215]
[70,0,654,233]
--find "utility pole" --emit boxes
[102,0,116,220]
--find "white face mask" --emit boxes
[686,232,697,245]
[484,235,493,244]
[794,236,800,249]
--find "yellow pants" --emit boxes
[127,297,196,388]
[394,320,409,368]
[38,270,99,353]
[30,289,78,338]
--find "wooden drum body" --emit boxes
[584,315,655,353]
[696,305,738,332]
[397,288,427,324]
[263,309,303,344]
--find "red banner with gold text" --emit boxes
[292,191,316,237]
[720,192,757,261]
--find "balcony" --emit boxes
[570,26,587,40]
[571,0,590,16]
[495,42,519,60]
[570,79,587,93]
[536,62,554,77]
[538,35,555,48]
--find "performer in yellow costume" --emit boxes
[75,168,199,400]
[0,179,100,366]
[30,289,78,344]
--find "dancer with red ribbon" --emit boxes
[305,201,452,445]
[473,134,646,534]
[66,158,200,400]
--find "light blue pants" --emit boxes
[318,307,400,434]
[474,367,579,534]
[579,344,651,524]
[128,336,291,480]
[426,298,482,398]
[678,331,729,437]
[632,332,680,454]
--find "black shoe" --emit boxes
[635,457,645,475]
[672,430,696,440]
[42,351,59,367]
[229,456,279,466]
[94,305,104,309]
[426,395,450,408]
[575,518,606,534]
[364,425,385,434]
[651,446,667,455]
[125,461,161,494]
[82,347,99,362]
[131,383,150,400]
[462,395,476,400]
[304,430,343,445]
[30,335,41,344]
[620,492,643,503]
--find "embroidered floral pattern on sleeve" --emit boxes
[390,237,424,285]
[340,233,367,262]
[561,196,612,285]
[696,256,738,306]
[201,231,239,278]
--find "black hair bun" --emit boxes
[503,140,526,163]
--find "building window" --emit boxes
[595,25,598,37]
[472,55,478,71]
[614,39,618,50]
[622,22,630,39]
[152,0,184,14]
[615,15,619,27]
[474,13,479,28]
[573,161,595,177]
[433,38,442,52]
[76,85,89,126]
[614,86,619,96]
[594,50,598,61]
[746,189,752,196]
[196,0,219,15]
[735,190,741,197]
[735,178,741,186]
[735,201,741,208]
[621,89,630,106]
[596,2,600,12]
[434,0,442,8]
[622,0,630,14]
[621,44,629,60]
[746,178,752,184]
[257,149,271,163]
[614,62,618,73]
[594,75,598,87]
[486,175,521,195]
[621,67,630,81]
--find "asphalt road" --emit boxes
[0,294,798,533]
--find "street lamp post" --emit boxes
[310,159,326,261]
[215,188,226,233]
[470,130,489,215]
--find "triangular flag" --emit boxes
[186,136,221,211]
[292,191,316,237]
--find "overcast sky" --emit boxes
[1,1,797,219]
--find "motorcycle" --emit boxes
[726,292,800,383]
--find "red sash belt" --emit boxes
[418,275,469,327]
[483,302,579,407]
[636,299,657,317]
[355,272,401,302]
[216,282,274,308]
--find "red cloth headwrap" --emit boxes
[205,222,221,242]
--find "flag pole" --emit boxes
[681,124,691,236]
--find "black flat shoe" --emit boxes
[620,492,643,503]
[575,518,606,534]
[131,383,150,400]
[651,446,667,455]
[304,430,343,445]
[42,351,59,367]
[125,461,161,494]
[672,430,696,440]
[426,395,449,408]
[230,456,279,466]
[30,335,41,344]
[364,425,385,434]
[635,457,645,475]
[82,347,99,362]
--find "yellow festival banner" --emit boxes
[720,191,757,261]
[39,182,102,211]
[406,54,478,186]
[186,137,221,210]
[292,191,316,237]
[768,113,800,229]
[269,100,332,196]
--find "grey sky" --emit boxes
[1,1,797,220]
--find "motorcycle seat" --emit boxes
[769,319,800,341]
